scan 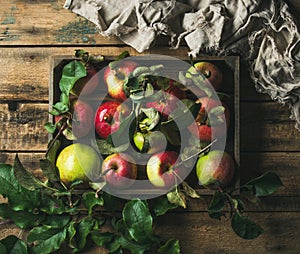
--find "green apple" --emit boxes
[56,143,101,185]
[196,150,235,187]
[133,131,167,154]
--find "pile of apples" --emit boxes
[55,58,236,191]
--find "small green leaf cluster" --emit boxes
[208,172,283,239]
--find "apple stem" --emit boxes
[174,139,218,168]
[45,121,67,159]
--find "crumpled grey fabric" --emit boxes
[64,0,300,129]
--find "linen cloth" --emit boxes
[64,0,300,129]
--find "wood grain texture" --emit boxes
[0,47,273,102]
[0,0,121,45]
[0,103,48,151]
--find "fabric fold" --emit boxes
[64,0,300,129]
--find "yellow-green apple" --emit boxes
[56,143,100,185]
[104,61,138,101]
[187,97,229,142]
[133,131,167,154]
[72,100,94,138]
[102,153,137,188]
[146,80,187,119]
[196,150,235,187]
[187,62,223,91]
[71,65,100,96]
[94,101,130,139]
[146,151,182,189]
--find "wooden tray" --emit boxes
[49,54,240,196]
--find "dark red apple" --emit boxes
[146,151,183,189]
[188,97,229,142]
[146,80,187,119]
[94,101,130,139]
[71,100,94,138]
[71,65,100,96]
[104,61,138,101]
[102,153,137,188]
[196,150,235,187]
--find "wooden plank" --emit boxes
[0,46,272,102]
[0,103,48,151]
[0,101,299,151]
[0,152,44,171]
[0,0,122,45]
[155,212,300,254]
[240,102,300,151]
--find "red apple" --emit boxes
[196,150,235,187]
[72,100,94,138]
[94,101,130,139]
[71,65,100,96]
[187,62,223,91]
[146,80,187,119]
[104,61,138,101]
[102,153,137,188]
[188,97,229,142]
[146,151,183,189]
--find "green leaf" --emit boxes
[13,154,44,190]
[73,217,95,251]
[44,122,56,134]
[90,231,115,247]
[152,196,178,216]
[162,99,200,130]
[39,159,60,182]
[231,213,263,239]
[27,226,67,254]
[39,195,68,215]
[107,111,135,146]
[102,192,121,212]
[60,92,69,105]
[42,214,70,228]
[0,203,45,229]
[118,235,150,254]
[82,192,104,215]
[208,191,226,220]
[160,125,181,146]
[52,102,69,114]
[209,106,225,116]
[246,172,283,196]
[122,200,153,243]
[158,239,180,254]
[0,164,40,211]
[67,221,77,248]
[59,60,86,95]
[0,242,6,254]
[0,235,27,254]
[46,139,61,165]
[182,181,201,199]
[140,108,160,131]
[96,139,129,155]
[167,189,187,209]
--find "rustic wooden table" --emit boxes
[1,0,300,253]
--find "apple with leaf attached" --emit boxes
[146,80,186,119]
[104,61,138,101]
[71,65,100,96]
[188,97,229,142]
